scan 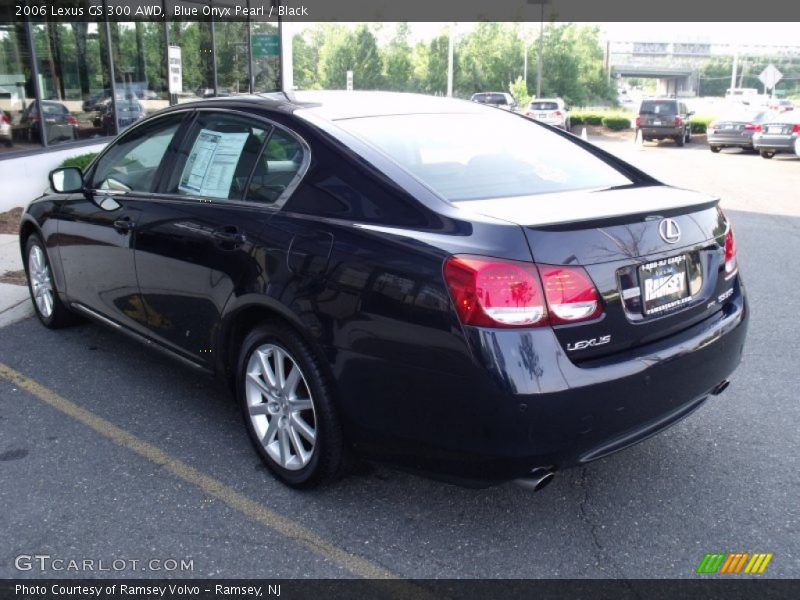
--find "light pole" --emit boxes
[447,23,455,97]
[527,0,548,99]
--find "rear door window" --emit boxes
[165,112,269,201]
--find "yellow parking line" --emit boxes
[0,363,396,580]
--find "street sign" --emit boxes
[346,70,353,91]
[168,46,182,94]
[251,34,280,58]
[759,64,783,90]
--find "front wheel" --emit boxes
[238,322,346,488]
[760,150,775,159]
[25,234,79,329]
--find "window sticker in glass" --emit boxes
[178,128,250,198]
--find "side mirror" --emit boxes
[49,167,84,193]
[687,111,695,117]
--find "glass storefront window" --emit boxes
[215,17,251,95]
[251,22,280,93]
[31,23,111,146]
[109,22,169,135]
[169,5,215,103]
[0,23,40,153]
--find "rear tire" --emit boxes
[675,133,685,147]
[238,322,346,489]
[24,234,79,329]
[760,150,775,159]
[710,145,721,153]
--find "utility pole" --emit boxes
[536,2,544,98]
[447,23,454,97]
[730,46,738,92]
[523,38,528,86]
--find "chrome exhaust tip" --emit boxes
[514,467,555,492]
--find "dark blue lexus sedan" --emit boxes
[20,92,748,489]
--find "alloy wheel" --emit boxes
[245,344,317,471]
[28,245,54,319]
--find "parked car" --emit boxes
[524,98,570,130]
[707,108,771,153]
[93,99,147,136]
[20,92,748,490]
[768,99,794,113]
[635,98,693,146]
[0,110,12,147]
[752,112,800,158]
[470,92,517,111]
[82,89,113,112]
[19,100,78,144]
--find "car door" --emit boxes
[57,112,188,335]
[132,109,308,367]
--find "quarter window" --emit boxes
[246,130,305,205]
[92,114,185,193]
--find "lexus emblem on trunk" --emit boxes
[659,218,681,244]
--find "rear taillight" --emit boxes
[724,224,737,277]
[792,124,800,133]
[553,110,562,117]
[525,111,533,117]
[67,115,78,126]
[540,265,603,325]
[635,116,641,128]
[1,113,8,124]
[443,256,547,327]
[674,116,683,127]
[744,123,760,132]
[443,256,602,328]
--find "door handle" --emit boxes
[113,216,135,233]
[212,227,246,246]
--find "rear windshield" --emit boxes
[472,94,507,105]
[336,112,632,201]
[529,102,558,111]
[640,100,677,115]
[41,103,67,115]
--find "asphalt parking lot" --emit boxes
[1,136,798,580]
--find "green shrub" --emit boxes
[583,114,604,125]
[602,116,632,131]
[570,114,584,126]
[689,115,714,134]
[61,152,99,171]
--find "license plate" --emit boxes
[653,120,662,126]
[767,126,784,134]
[639,255,690,315]
[538,113,548,119]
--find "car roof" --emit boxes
[169,91,494,122]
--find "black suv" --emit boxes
[636,98,693,146]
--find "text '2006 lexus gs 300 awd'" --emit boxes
[20,92,747,490]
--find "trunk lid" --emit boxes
[454,185,734,361]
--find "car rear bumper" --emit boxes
[753,134,797,152]
[342,278,748,485]
[640,126,683,138]
[707,133,754,147]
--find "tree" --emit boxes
[319,25,383,90]
[383,23,413,91]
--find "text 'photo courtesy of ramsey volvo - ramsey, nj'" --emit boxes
[20,92,748,490]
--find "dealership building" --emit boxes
[0,7,289,209]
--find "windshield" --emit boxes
[336,112,632,201]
